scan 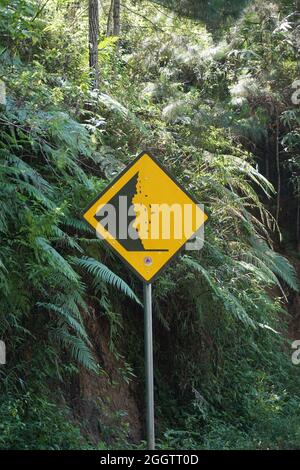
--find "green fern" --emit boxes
[37,302,90,344]
[72,256,142,306]
[182,255,257,328]
[34,237,80,283]
[249,237,299,293]
[50,327,97,373]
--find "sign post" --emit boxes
[83,151,207,449]
[144,283,155,450]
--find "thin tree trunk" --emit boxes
[265,130,270,181]
[297,181,300,252]
[106,0,114,36]
[113,0,120,36]
[275,113,280,224]
[89,0,100,89]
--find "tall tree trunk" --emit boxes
[113,0,120,36]
[275,112,280,225]
[89,0,100,89]
[106,0,114,36]
[297,180,300,252]
[265,129,270,181]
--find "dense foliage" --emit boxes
[0,0,300,450]
[149,0,251,32]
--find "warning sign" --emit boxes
[83,151,207,283]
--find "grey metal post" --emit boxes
[143,283,155,450]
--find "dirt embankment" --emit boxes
[69,305,142,445]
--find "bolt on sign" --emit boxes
[83,151,208,283]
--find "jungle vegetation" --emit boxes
[0,0,300,450]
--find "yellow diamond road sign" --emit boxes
[83,152,208,283]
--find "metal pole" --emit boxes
[143,282,155,450]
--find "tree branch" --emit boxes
[31,0,51,22]
[120,3,165,32]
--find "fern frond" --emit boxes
[4,154,52,192]
[51,226,83,253]
[250,237,299,292]
[98,93,129,118]
[183,256,257,328]
[62,217,94,234]
[50,327,97,373]
[72,256,142,305]
[16,181,56,209]
[34,237,80,283]
[37,302,90,343]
